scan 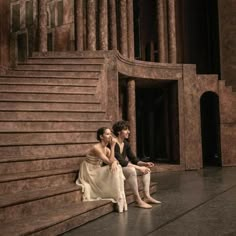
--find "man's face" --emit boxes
[119,128,130,139]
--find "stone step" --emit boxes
[0,131,97,146]
[0,92,96,102]
[0,173,155,219]
[0,84,97,94]
[1,200,113,236]
[0,120,111,132]
[0,110,106,121]
[0,184,157,236]
[7,70,101,78]
[0,76,98,86]
[0,184,82,223]
[0,143,93,158]
[16,63,103,71]
[0,167,79,195]
[0,101,102,112]
[26,57,105,64]
[0,155,83,176]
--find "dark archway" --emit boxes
[200,92,221,166]
[136,81,180,164]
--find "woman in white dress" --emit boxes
[76,127,127,213]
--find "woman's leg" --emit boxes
[118,166,127,211]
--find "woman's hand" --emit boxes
[110,161,118,173]
[109,136,118,147]
[138,166,151,175]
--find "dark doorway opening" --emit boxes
[17,33,28,62]
[136,81,180,164]
[200,92,221,166]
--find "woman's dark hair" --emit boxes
[112,120,129,136]
[96,127,109,141]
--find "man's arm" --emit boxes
[114,143,129,167]
[125,141,139,165]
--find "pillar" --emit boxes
[38,0,47,53]
[75,0,83,51]
[99,0,108,50]
[120,0,128,56]
[108,0,117,49]
[0,0,10,72]
[87,0,96,51]
[127,0,136,152]
[156,0,166,62]
[127,79,137,154]
[127,0,134,58]
[167,0,177,63]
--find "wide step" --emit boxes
[0,168,79,195]
[0,131,97,146]
[16,63,103,71]
[0,76,99,86]
[0,120,110,132]
[0,101,101,111]
[0,84,97,93]
[0,183,157,236]
[0,200,113,236]
[0,111,106,121]
[7,70,101,78]
[0,92,96,102]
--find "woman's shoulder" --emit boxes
[88,144,100,154]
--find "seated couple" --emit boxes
[76,120,161,213]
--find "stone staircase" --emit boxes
[0,54,157,235]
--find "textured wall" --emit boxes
[218,0,236,83]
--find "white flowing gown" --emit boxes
[76,154,127,212]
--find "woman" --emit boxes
[76,127,127,213]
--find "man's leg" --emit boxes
[122,166,152,208]
[136,170,161,204]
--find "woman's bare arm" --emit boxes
[90,146,112,165]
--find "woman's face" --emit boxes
[101,128,112,143]
[119,128,130,139]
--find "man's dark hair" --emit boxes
[112,120,129,136]
[96,127,109,141]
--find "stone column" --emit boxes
[120,0,128,56]
[126,0,136,152]
[127,79,137,154]
[75,0,83,51]
[108,0,117,49]
[99,0,108,50]
[156,0,166,62]
[38,0,47,53]
[167,0,177,63]
[0,0,10,72]
[127,0,134,58]
[87,0,96,51]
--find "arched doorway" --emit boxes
[200,92,221,166]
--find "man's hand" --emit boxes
[138,166,151,175]
[144,162,155,168]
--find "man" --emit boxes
[112,120,161,209]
